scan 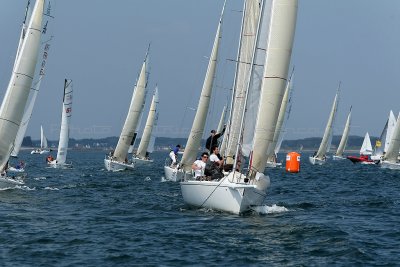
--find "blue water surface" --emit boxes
[0,150,399,266]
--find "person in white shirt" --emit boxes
[192,152,209,179]
[209,146,223,168]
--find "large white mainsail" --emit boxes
[113,51,149,162]
[163,1,225,182]
[360,132,373,156]
[224,0,262,163]
[334,106,352,159]
[0,0,45,173]
[40,125,49,150]
[136,87,159,160]
[178,2,225,173]
[382,113,400,163]
[310,89,339,164]
[50,79,73,166]
[372,111,397,160]
[105,49,149,171]
[249,0,298,174]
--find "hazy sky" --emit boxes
[1,0,400,141]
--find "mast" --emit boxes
[179,0,226,172]
[224,0,262,164]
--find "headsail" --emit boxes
[335,106,352,157]
[136,87,159,159]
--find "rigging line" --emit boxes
[198,176,228,209]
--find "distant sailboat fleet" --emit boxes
[2,0,400,214]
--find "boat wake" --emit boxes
[252,204,289,214]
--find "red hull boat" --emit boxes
[346,155,375,164]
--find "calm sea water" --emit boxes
[1,150,399,266]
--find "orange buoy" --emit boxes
[286,152,300,173]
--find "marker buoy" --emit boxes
[286,152,300,173]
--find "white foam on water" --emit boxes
[161,176,167,182]
[44,187,60,191]
[34,176,47,180]
[144,176,151,181]
[253,204,289,214]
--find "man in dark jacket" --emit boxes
[205,125,225,151]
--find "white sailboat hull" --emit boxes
[380,160,400,170]
[47,160,72,169]
[132,157,153,166]
[309,156,326,165]
[163,165,185,182]
[266,161,282,168]
[104,157,134,171]
[40,149,50,154]
[181,172,270,214]
[333,155,346,160]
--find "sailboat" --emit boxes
[333,106,352,160]
[31,126,50,154]
[181,0,298,214]
[163,1,225,182]
[0,0,45,187]
[371,110,397,161]
[132,86,159,165]
[380,113,400,169]
[48,79,73,168]
[104,48,149,171]
[266,70,294,168]
[12,41,52,158]
[309,89,339,165]
[347,132,374,164]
